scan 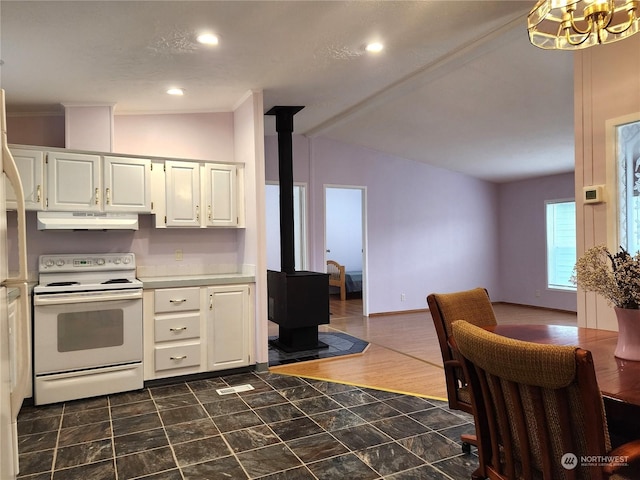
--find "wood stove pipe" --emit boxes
[265,106,304,274]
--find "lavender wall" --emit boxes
[114,112,234,161]
[498,172,576,311]
[7,114,65,148]
[265,135,502,314]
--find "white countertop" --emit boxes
[138,272,255,289]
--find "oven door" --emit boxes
[33,289,142,375]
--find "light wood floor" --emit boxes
[269,296,577,401]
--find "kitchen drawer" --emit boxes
[154,343,201,371]
[154,313,200,342]
[154,287,200,313]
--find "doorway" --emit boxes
[324,186,368,316]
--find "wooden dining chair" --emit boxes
[451,320,640,480]
[426,287,497,452]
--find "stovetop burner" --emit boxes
[46,281,80,287]
[35,253,142,294]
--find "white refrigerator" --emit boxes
[0,89,30,479]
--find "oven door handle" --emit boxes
[34,289,143,306]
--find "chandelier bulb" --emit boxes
[528,0,640,49]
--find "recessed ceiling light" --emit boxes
[197,33,219,45]
[365,42,384,53]
[167,88,185,96]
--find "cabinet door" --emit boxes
[0,289,17,479]
[207,285,250,370]
[103,156,151,212]
[165,161,200,227]
[47,152,101,211]
[6,149,45,210]
[203,164,237,227]
[8,294,30,417]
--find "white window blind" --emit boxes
[546,200,576,290]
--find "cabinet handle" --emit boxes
[208,205,212,221]
[169,326,187,332]
[169,298,186,304]
[36,185,41,203]
[170,355,187,360]
[95,188,99,205]
[196,205,200,221]
[106,187,111,205]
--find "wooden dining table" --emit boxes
[485,324,640,443]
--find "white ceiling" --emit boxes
[0,1,575,183]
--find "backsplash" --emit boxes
[8,212,244,277]
[137,263,255,278]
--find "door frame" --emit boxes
[324,184,368,316]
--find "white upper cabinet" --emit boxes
[163,160,240,228]
[203,164,237,227]
[165,160,201,227]
[7,148,45,210]
[47,151,101,211]
[46,151,152,213]
[103,156,151,212]
[7,145,238,222]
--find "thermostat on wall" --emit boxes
[583,185,605,204]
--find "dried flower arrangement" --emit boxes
[572,244,640,309]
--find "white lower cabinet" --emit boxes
[207,285,251,370]
[145,287,203,380]
[143,283,252,381]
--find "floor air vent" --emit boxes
[216,384,255,395]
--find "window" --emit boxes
[616,119,640,255]
[546,200,576,290]
[265,183,307,271]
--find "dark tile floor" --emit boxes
[16,372,479,480]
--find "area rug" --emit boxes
[268,331,368,367]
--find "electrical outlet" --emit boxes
[535,289,541,297]
[401,293,406,301]
[175,249,183,261]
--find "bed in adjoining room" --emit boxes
[327,260,362,301]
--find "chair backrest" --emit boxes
[451,320,611,480]
[427,288,497,412]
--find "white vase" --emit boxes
[614,307,640,361]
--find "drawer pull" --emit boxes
[170,355,187,360]
[169,326,187,332]
[169,298,186,304]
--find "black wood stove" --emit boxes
[266,106,329,352]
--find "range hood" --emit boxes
[37,211,139,230]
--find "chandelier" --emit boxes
[528,0,639,49]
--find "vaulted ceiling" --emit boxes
[0,1,575,182]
